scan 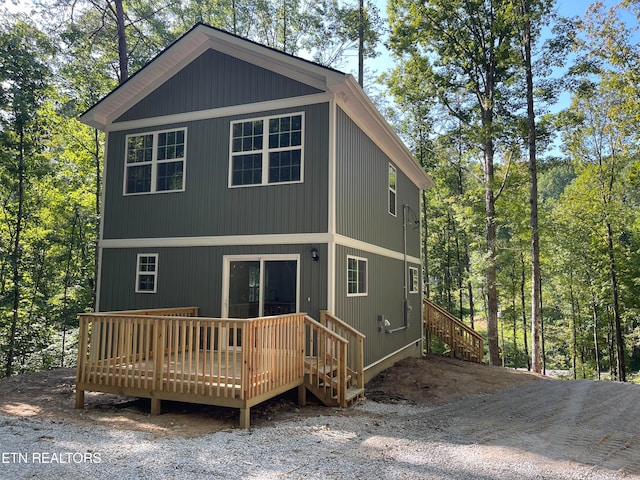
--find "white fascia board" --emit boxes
[203,37,343,93]
[330,76,433,190]
[80,24,345,131]
[80,35,210,130]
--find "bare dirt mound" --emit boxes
[0,354,540,437]
[366,354,541,405]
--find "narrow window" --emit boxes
[136,254,158,293]
[230,113,304,187]
[125,128,186,195]
[347,255,368,296]
[389,164,397,216]
[409,266,419,294]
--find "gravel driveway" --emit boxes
[1,378,639,479]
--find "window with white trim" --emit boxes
[125,128,186,194]
[409,266,419,293]
[388,163,397,216]
[136,254,158,293]
[347,255,368,296]
[229,113,304,186]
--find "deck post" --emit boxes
[239,407,250,429]
[150,398,161,415]
[75,389,85,409]
[75,315,89,409]
[298,384,307,407]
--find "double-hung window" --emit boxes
[125,128,186,194]
[136,254,158,293]
[229,113,304,187]
[409,266,419,294]
[388,163,397,216]
[347,255,368,296]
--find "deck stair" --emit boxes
[302,311,365,407]
[423,299,484,363]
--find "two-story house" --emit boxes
[79,23,432,391]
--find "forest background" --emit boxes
[0,0,638,382]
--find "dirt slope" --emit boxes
[0,357,640,478]
[0,355,539,436]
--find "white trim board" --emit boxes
[99,233,422,265]
[104,93,332,133]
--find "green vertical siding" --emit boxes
[103,103,329,239]
[335,107,421,257]
[333,245,422,367]
[116,50,322,122]
[99,244,328,319]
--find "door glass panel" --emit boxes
[228,261,260,318]
[263,260,297,316]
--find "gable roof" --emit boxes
[80,23,432,189]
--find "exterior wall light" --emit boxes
[311,247,320,261]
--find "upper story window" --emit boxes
[136,253,158,293]
[347,255,368,297]
[125,128,186,195]
[409,266,419,294]
[229,113,304,187]
[388,163,397,216]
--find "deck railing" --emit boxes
[76,310,306,427]
[423,299,484,363]
[303,315,349,406]
[320,310,365,392]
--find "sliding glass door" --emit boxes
[224,256,299,318]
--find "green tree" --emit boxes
[387,0,525,365]
[0,18,55,376]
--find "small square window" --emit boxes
[136,254,158,293]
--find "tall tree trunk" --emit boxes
[6,127,25,377]
[483,124,499,365]
[232,0,237,34]
[115,0,128,83]
[521,0,542,374]
[466,242,474,329]
[520,252,531,370]
[482,34,499,365]
[358,0,364,87]
[592,300,601,380]
[606,221,626,381]
[569,270,577,380]
[607,309,616,379]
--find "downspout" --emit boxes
[403,203,409,327]
[386,204,410,333]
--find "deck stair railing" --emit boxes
[301,312,365,407]
[423,299,484,363]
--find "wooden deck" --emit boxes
[75,308,365,428]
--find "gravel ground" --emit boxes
[1,379,639,479]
